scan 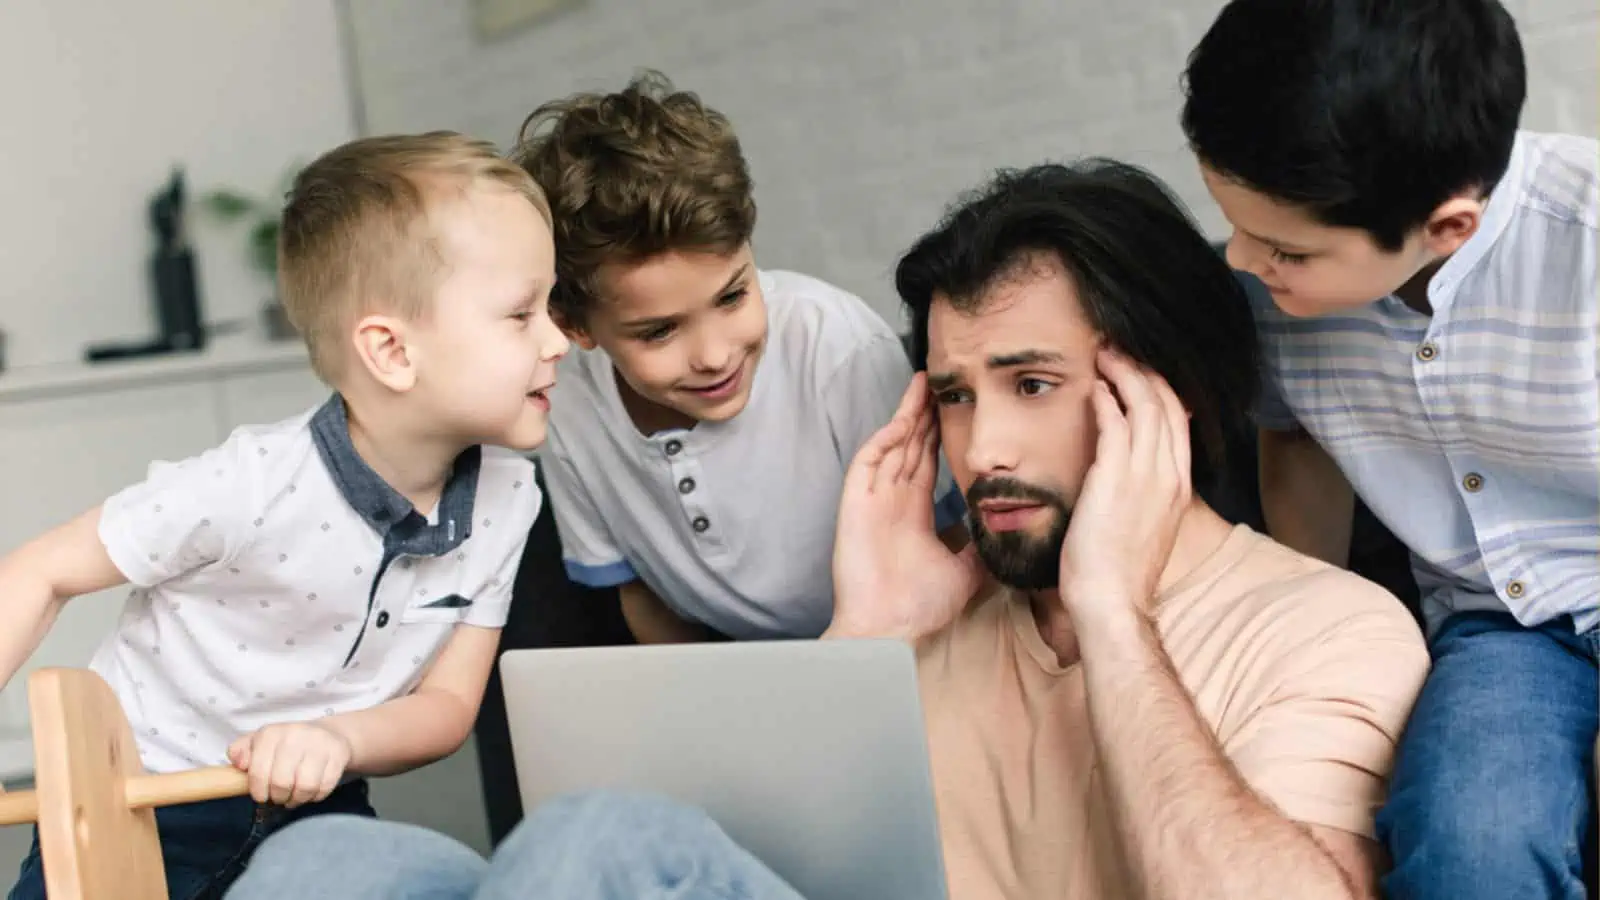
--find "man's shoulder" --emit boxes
[1213,533,1427,655]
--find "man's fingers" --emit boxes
[1098,349,1165,474]
[1089,380,1129,470]
[846,413,911,497]
[901,399,937,486]
[1151,374,1193,498]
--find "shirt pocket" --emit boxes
[399,593,473,626]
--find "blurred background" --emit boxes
[0,0,1593,870]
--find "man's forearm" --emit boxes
[1077,606,1355,900]
[323,688,476,777]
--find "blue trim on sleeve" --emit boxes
[562,558,638,588]
[933,486,968,532]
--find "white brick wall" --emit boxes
[345,0,1597,324]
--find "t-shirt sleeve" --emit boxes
[98,433,260,587]
[822,333,967,531]
[1234,270,1300,432]
[1222,596,1430,839]
[462,457,543,629]
[539,447,637,589]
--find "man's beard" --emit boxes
[965,476,1071,591]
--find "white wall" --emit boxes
[0,0,354,369]
[344,0,1598,326]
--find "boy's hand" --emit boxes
[227,721,352,808]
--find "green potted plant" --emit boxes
[202,166,298,340]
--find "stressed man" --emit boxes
[227,161,1428,900]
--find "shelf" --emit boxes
[0,336,312,404]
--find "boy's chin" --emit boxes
[480,414,548,453]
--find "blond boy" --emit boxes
[2,132,568,900]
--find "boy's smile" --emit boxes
[573,245,769,435]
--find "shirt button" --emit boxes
[1462,472,1485,492]
[1416,342,1438,362]
[677,477,696,495]
[1506,580,1525,599]
[376,611,390,628]
[691,516,710,533]
[665,440,683,457]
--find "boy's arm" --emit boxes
[0,507,129,691]
[1258,426,1355,567]
[323,465,541,777]
[320,623,501,777]
[619,581,713,644]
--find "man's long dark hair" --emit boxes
[895,160,1260,490]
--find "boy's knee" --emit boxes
[1384,773,1575,868]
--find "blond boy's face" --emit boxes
[412,184,568,451]
[574,245,768,432]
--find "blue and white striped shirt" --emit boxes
[1248,131,1599,637]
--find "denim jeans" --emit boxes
[224,789,806,900]
[8,778,375,900]
[1377,611,1599,900]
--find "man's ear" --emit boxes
[552,307,598,351]
[1420,193,1484,259]
[351,314,418,392]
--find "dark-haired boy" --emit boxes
[1183,1,1598,896]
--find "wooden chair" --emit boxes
[0,669,250,899]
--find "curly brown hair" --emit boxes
[509,71,757,326]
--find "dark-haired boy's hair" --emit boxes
[1181,0,1526,251]
[895,160,1260,486]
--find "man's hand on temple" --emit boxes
[1058,349,1192,629]
[827,373,984,642]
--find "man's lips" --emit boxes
[976,500,1045,532]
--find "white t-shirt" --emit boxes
[91,396,539,773]
[540,269,966,640]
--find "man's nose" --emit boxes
[962,400,1020,476]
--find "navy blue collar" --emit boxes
[309,396,479,557]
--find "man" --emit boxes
[227,161,1428,900]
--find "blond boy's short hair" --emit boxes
[278,131,552,382]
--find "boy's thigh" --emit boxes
[6,795,258,900]
[8,779,378,900]
[1388,611,1597,813]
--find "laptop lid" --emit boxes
[499,639,948,900]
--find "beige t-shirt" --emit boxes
[916,525,1429,900]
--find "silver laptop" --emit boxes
[499,639,949,900]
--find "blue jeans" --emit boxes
[224,789,805,900]
[8,779,375,900]
[1377,611,1599,900]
